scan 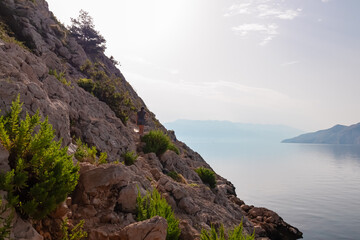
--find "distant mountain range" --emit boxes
[165,119,303,143]
[282,123,360,144]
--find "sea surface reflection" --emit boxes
[186,140,360,240]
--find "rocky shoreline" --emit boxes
[0,0,302,239]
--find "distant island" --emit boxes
[165,119,303,143]
[282,123,360,144]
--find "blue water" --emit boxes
[181,139,360,239]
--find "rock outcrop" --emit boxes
[117,216,168,240]
[0,0,303,239]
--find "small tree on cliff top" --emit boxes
[69,10,106,54]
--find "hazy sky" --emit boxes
[47,0,360,131]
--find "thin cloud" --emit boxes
[225,1,301,20]
[232,23,278,36]
[281,61,299,67]
[184,80,304,110]
[124,55,179,75]
[260,36,274,46]
[126,71,308,125]
[129,72,299,109]
[257,4,302,20]
[232,23,278,46]
[225,0,301,45]
[224,3,252,17]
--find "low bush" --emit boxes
[188,183,199,188]
[141,130,179,156]
[168,143,180,155]
[98,152,108,164]
[122,151,137,166]
[195,167,216,189]
[0,196,13,239]
[0,20,29,51]
[49,69,72,87]
[200,222,255,240]
[0,96,79,219]
[137,188,181,240]
[78,61,135,125]
[74,138,107,164]
[61,218,87,240]
[77,78,94,92]
[74,138,97,163]
[167,171,180,181]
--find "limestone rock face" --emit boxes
[0,0,303,239]
[241,205,303,240]
[0,191,43,240]
[117,216,168,240]
[0,30,135,161]
[11,216,44,240]
[70,163,152,236]
[160,150,202,181]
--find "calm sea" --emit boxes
[181,139,360,240]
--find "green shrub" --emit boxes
[200,222,255,240]
[98,152,108,164]
[0,20,29,51]
[74,138,107,164]
[167,171,180,182]
[0,196,13,239]
[168,143,180,155]
[122,151,137,166]
[74,138,97,163]
[188,183,199,188]
[195,167,216,189]
[137,188,180,240]
[167,171,187,184]
[0,96,79,219]
[77,78,94,92]
[61,218,87,240]
[78,62,135,125]
[49,69,72,87]
[141,130,179,156]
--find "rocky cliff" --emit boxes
[0,0,302,239]
[282,123,360,144]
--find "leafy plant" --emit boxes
[0,196,14,239]
[0,95,79,219]
[77,63,135,125]
[61,218,87,240]
[49,69,72,87]
[168,143,180,155]
[0,20,29,51]
[74,138,97,163]
[74,138,107,164]
[167,171,180,182]
[200,222,255,240]
[98,152,108,164]
[141,130,179,156]
[188,183,199,188]
[122,151,137,166]
[195,167,216,189]
[77,78,94,92]
[137,188,181,240]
